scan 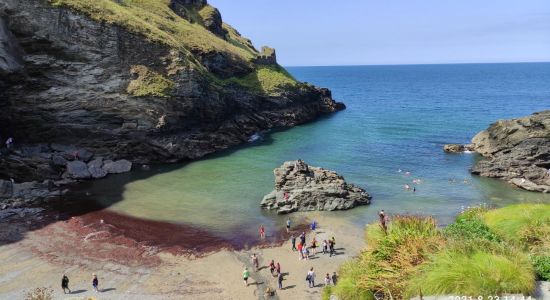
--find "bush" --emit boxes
[443,217,501,242]
[406,248,535,297]
[532,256,550,281]
[484,204,550,244]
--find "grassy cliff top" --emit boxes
[49,0,298,94]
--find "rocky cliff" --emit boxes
[0,0,344,184]
[469,111,550,192]
[261,160,371,214]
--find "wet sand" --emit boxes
[0,208,365,299]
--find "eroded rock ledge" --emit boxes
[261,160,371,214]
[447,110,550,193]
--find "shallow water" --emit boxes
[83,63,550,241]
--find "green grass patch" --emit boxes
[127,65,174,97]
[443,217,501,242]
[406,248,535,297]
[223,65,297,95]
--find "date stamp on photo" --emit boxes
[448,296,533,300]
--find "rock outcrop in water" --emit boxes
[261,160,371,214]
[448,110,550,192]
[0,0,344,207]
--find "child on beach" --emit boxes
[324,273,331,286]
[303,247,310,260]
[297,243,303,260]
[251,253,259,271]
[286,218,291,233]
[322,240,328,254]
[243,268,250,287]
[269,260,276,275]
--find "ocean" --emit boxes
[78,63,550,242]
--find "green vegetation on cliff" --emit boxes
[325,204,550,299]
[127,65,174,97]
[48,0,297,95]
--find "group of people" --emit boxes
[245,220,339,292]
[60,273,99,294]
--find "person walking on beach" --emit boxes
[322,239,328,254]
[300,232,306,246]
[92,274,99,292]
[276,262,281,275]
[329,238,335,257]
[306,267,315,288]
[286,218,291,233]
[297,243,304,260]
[277,272,284,289]
[243,267,250,287]
[259,224,266,239]
[324,273,331,286]
[291,235,297,251]
[269,259,276,275]
[332,272,338,285]
[61,274,71,294]
[251,253,259,271]
[311,220,317,231]
[311,237,318,254]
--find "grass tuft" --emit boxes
[127,65,174,97]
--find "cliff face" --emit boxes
[0,0,344,182]
[471,110,550,192]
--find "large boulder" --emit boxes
[87,158,107,179]
[469,110,550,192]
[102,159,132,174]
[66,160,91,179]
[261,160,371,214]
[443,144,474,153]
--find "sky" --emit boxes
[209,0,550,66]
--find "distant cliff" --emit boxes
[0,0,344,182]
[470,110,550,192]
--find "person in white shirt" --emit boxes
[306,267,315,288]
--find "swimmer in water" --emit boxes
[404,184,410,190]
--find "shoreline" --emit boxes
[0,210,365,299]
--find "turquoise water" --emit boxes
[87,63,550,239]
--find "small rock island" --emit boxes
[261,160,371,214]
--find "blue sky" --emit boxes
[209,0,550,66]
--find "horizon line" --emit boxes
[284,60,550,68]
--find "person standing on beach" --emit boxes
[311,220,317,231]
[251,253,259,271]
[92,274,99,292]
[303,246,309,260]
[306,267,315,288]
[297,242,303,260]
[332,272,338,285]
[291,235,297,251]
[322,240,328,254]
[286,218,291,233]
[311,237,318,254]
[61,274,71,294]
[277,272,284,289]
[243,267,250,287]
[300,232,306,246]
[324,273,331,286]
[259,224,265,239]
[276,262,281,275]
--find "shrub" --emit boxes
[443,217,501,242]
[484,204,550,244]
[406,248,535,297]
[127,65,174,97]
[532,256,550,281]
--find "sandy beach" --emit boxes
[0,211,365,299]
